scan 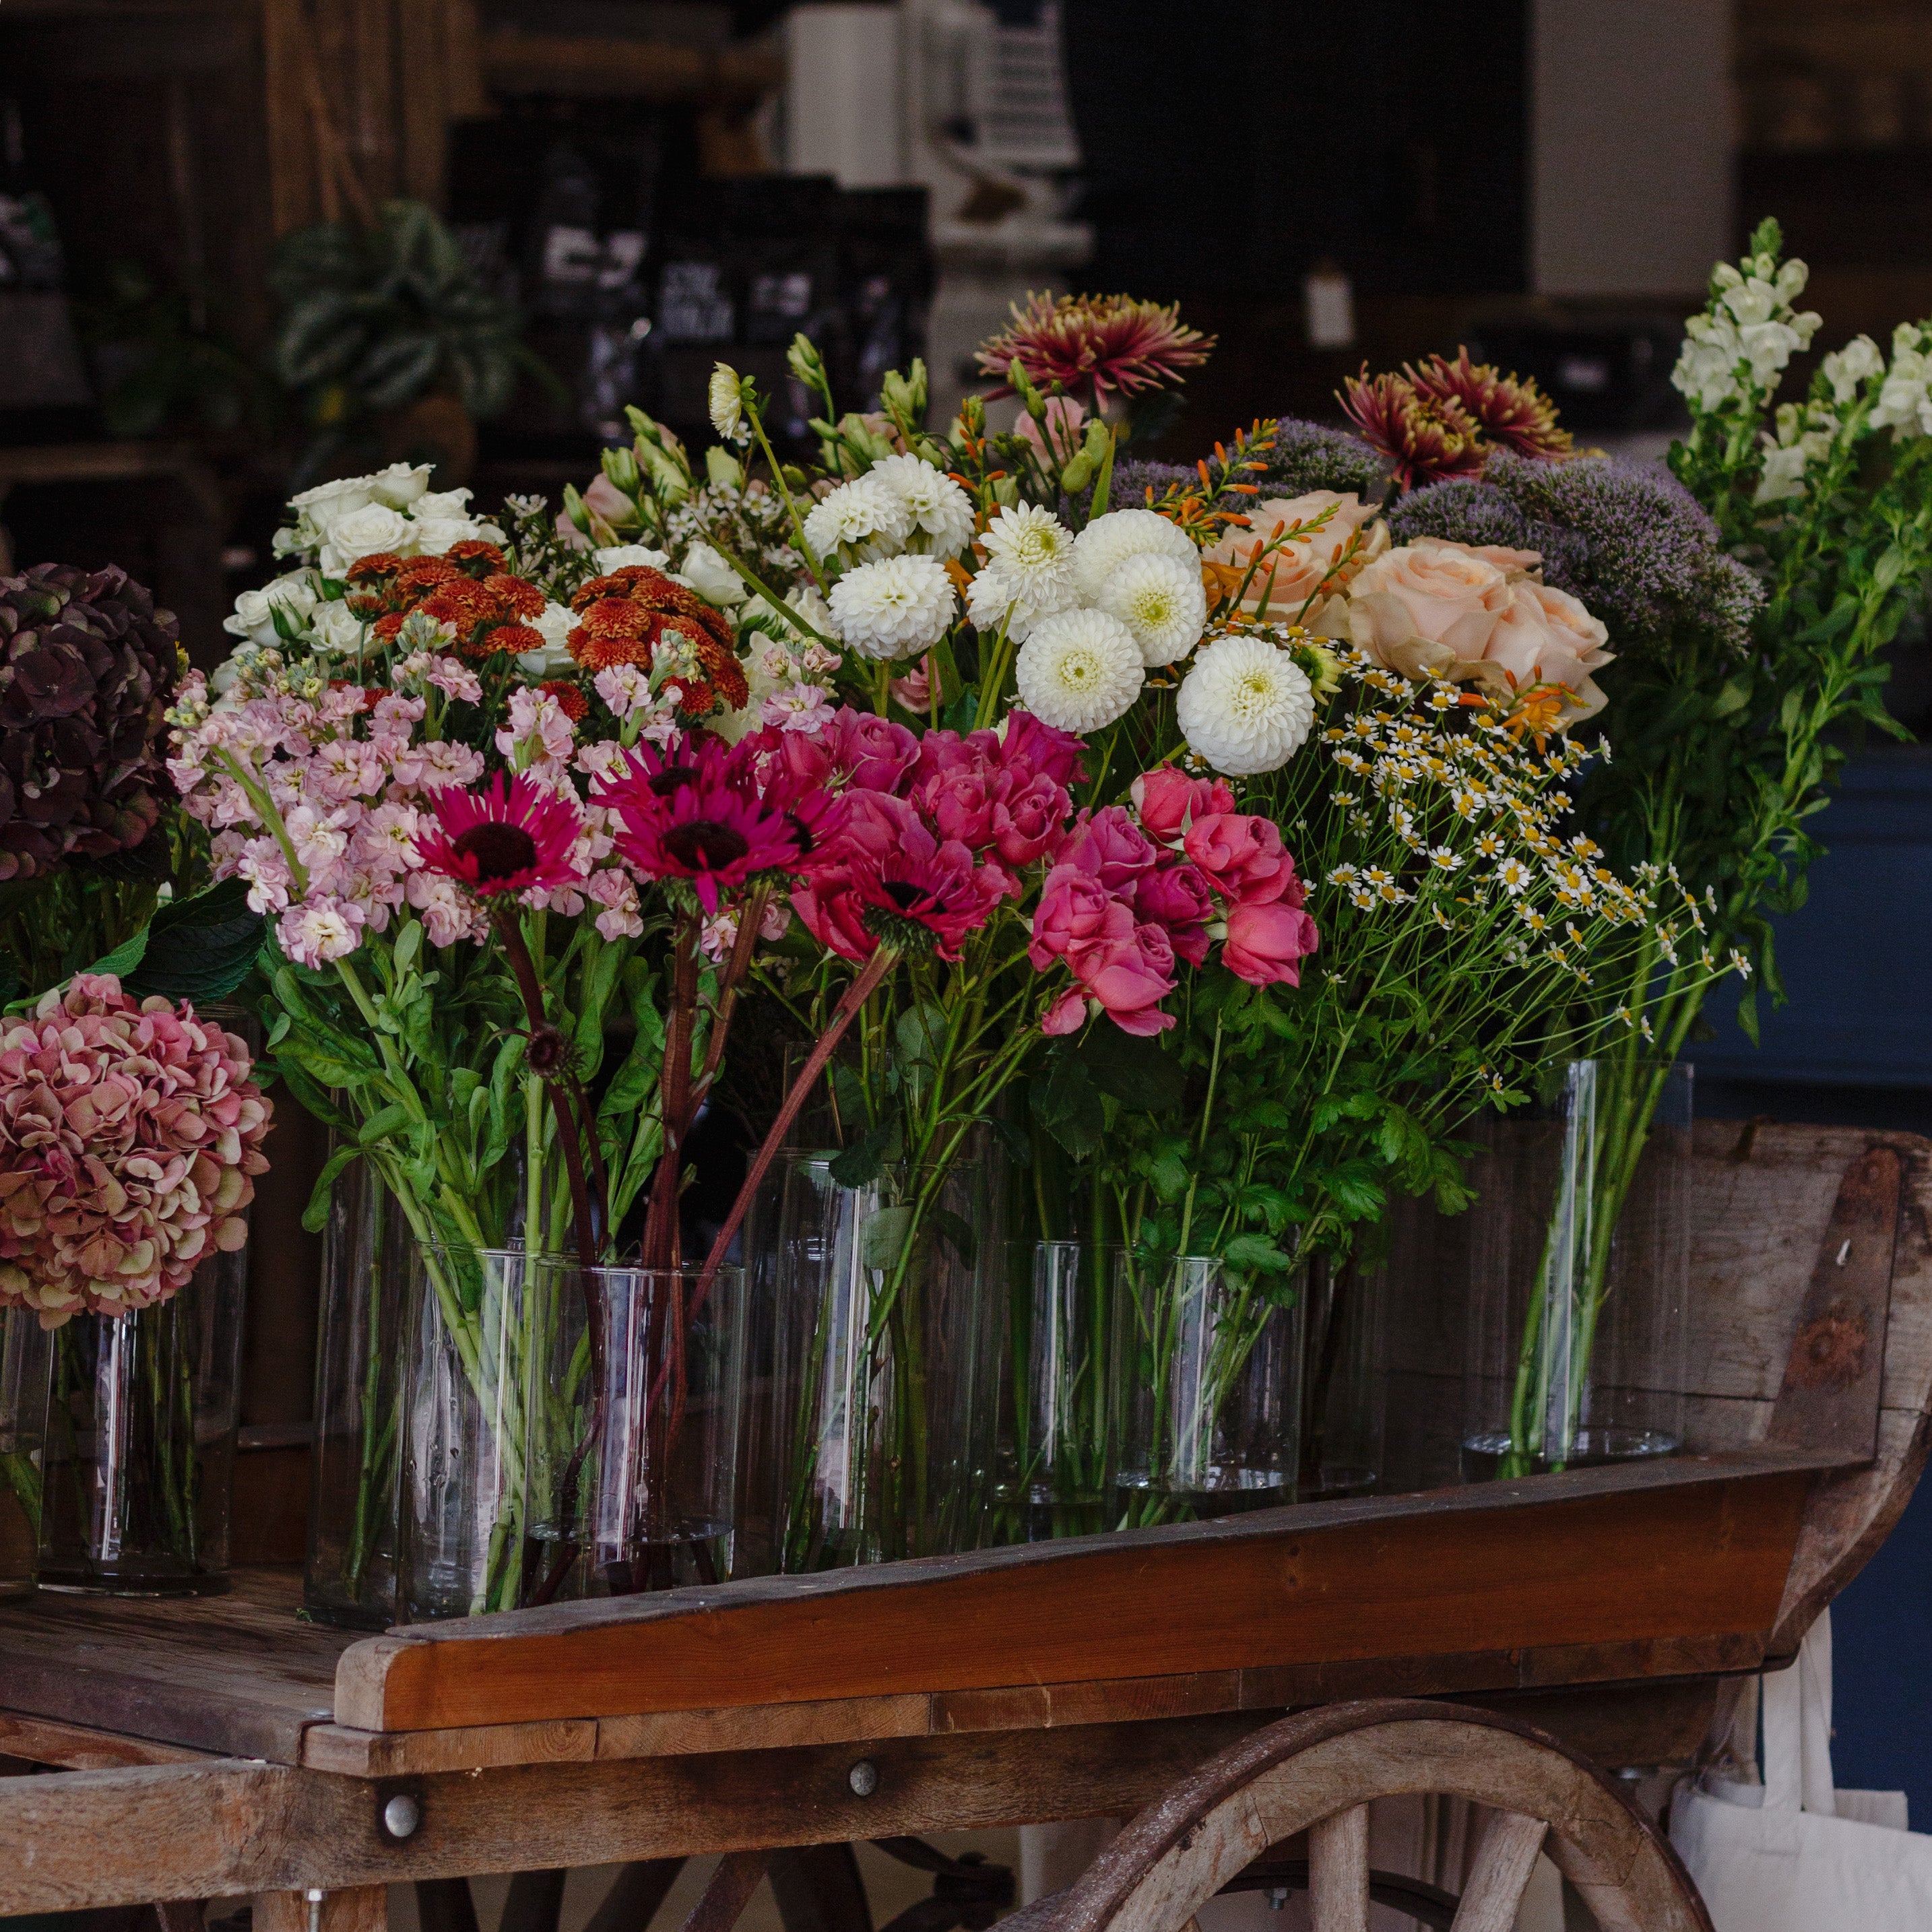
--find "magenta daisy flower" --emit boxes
[851,833,1002,961]
[602,736,812,912]
[413,771,585,899]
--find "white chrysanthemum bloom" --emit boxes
[870,452,975,559]
[804,475,912,560]
[1095,552,1207,668]
[982,502,1077,598]
[1014,608,1144,733]
[829,554,957,661]
[595,542,671,572]
[1176,633,1316,776]
[1072,507,1200,603]
[709,362,744,439]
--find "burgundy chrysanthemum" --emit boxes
[1409,348,1573,461]
[413,771,584,899]
[975,292,1213,405]
[1340,368,1487,491]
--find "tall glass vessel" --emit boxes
[0,1308,51,1598]
[1462,1059,1694,1477]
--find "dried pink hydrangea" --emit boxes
[0,973,272,1328]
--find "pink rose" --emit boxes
[1182,812,1301,907]
[890,654,933,712]
[1053,805,1158,891]
[1483,581,1614,724]
[1040,988,1087,1036]
[1029,864,1116,969]
[1345,540,1514,675]
[1074,913,1176,1036]
[1204,491,1389,618]
[1000,710,1087,790]
[1221,899,1320,988]
[995,768,1070,870]
[1130,765,1236,843]
[826,708,921,794]
[1133,860,1214,966]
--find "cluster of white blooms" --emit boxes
[1869,322,1932,440]
[1175,631,1316,776]
[269,462,507,577]
[1755,401,1839,505]
[1672,255,1822,413]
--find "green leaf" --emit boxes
[859,1202,915,1272]
[1076,1028,1186,1112]
[356,1101,412,1148]
[300,1145,362,1234]
[830,1117,898,1188]
[1222,1233,1293,1273]
[932,1205,979,1272]
[113,877,265,1006]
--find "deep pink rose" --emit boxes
[917,765,1000,850]
[1029,864,1116,969]
[1053,805,1159,891]
[1221,899,1320,988]
[1072,912,1176,1036]
[994,768,1069,869]
[1000,710,1087,789]
[826,708,920,794]
[913,727,999,784]
[1183,812,1300,907]
[1133,860,1215,966]
[1130,765,1236,843]
[1040,988,1087,1035]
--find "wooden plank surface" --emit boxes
[337,1453,1823,1732]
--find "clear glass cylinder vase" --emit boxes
[522,1262,746,1601]
[1112,1253,1304,1526]
[398,1245,532,1620]
[762,1152,1001,1570]
[37,1246,248,1595]
[1297,1250,1387,1499]
[302,1154,411,1628]
[993,1239,1114,1542]
[0,1306,51,1598]
[1462,1058,1694,1479]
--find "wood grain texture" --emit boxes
[1448,1811,1545,1932]
[598,1694,932,1759]
[1308,1806,1368,1932]
[300,1719,597,1777]
[0,1710,215,1769]
[478,30,782,102]
[257,1888,388,1932]
[337,1456,1816,1731]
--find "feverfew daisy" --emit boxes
[1175,634,1316,777]
[1094,552,1208,668]
[804,475,912,560]
[829,554,957,661]
[1071,507,1200,602]
[1013,608,1144,733]
[870,453,975,559]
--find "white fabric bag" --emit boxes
[1671,1608,1929,1929]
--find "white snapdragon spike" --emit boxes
[517,602,579,678]
[1820,335,1884,406]
[1013,608,1143,733]
[594,542,672,571]
[1674,255,1823,410]
[870,452,975,558]
[803,474,913,559]
[1871,323,1932,440]
[1176,633,1316,776]
[1755,403,1836,505]
[1095,552,1207,667]
[1072,507,1200,603]
[829,554,957,659]
[676,541,748,606]
[709,362,744,439]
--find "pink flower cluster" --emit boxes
[0,976,272,1328]
[168,658,647,964]
[779,708,1085,965]
[1033,765,1319,1037]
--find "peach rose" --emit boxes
[1204,492,1388,618]
[1485,581,1615,723]
[1413,534,1543,577]
[1345,540,1514,674]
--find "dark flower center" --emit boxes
[882,879,936,912]
[649,765,701,796]
[662,818,750,870]
[453,822,538,882]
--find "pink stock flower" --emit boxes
[1053,805,1159,891]
[1182,812,1303,907]
[1221,899,1320,988]
[1130,765,1236,843]
[1132,859,1215,965]
[0,975,272,1328]
[279,896,365,966]
[413,771,586,901]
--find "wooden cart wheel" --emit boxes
[1013,1699,1712,1932]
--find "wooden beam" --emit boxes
[0,1710,216,1770]
[337,1456,1820,1731]
[478,30,781,103]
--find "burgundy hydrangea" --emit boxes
[0,565,183,882]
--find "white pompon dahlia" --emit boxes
[1176,634,1316,776]
[871,453,975,559]
[980,503,1077,602]
[1072,507,1200,603]
[1095,552,1208,668]
[804,475,913,560]
[829,554,957,660]
[708,362,744,439]
[1014,608,1144,734]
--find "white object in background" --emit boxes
[1303,265,1355,349]
[1671,1608,1929,1930]
[784,5,908,187]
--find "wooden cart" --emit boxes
[3,1124,1928,1932]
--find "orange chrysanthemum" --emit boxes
[538,679,590,722]
[482,622,546,660]
[446,539,507,574]
[484,573,546,620]
[372,612,407,643]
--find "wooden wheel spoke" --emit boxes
[679,1850,771,1932]
[1450,1811,1548,1932]
[1308,1807,1370,1932]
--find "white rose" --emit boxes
[595,543,671,572]
[289,476,375,519]
[412,515,505,556]
[414,486,474,517]
[516,602,579,678]
[224,571,321,643]
[321,502,414,572]
[368,461,434,508]
[675,542,747,607]
[311,600,370,656]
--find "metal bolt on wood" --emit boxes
[847,1760,878,1797]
